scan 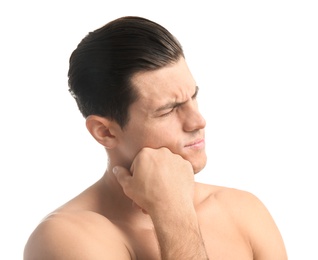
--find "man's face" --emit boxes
[115,58,207,173]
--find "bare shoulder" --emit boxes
[195,182,288,259]
[24,210,133,260]
[210,183,266,209]
[195,182,262,208]
[196,182,272,216]
[195,182,272,229]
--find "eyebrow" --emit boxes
[155,86,199,112]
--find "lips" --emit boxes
[185,138,205,148]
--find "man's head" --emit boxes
[68,16,184,129]
[68,16,206,173]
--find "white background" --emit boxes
[1,1,317,259]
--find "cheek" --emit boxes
[126,121,180,151]
[148,128,178,147]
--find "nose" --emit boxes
[182,101,206,132]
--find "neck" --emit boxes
[99,166,150,222]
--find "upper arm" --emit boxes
[237,191,288,260]
[24,212,133,260]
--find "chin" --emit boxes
[193,165,205,174]
[180,149,207,174]
[192,157,207,174]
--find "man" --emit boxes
[24,16,287,259]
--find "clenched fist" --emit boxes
[113,147,195,215]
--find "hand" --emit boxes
[113,147,195,215]
[113,147,209,259]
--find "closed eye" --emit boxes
[160,110,174,117]
[159,105,179,117]
[156,86,199,117]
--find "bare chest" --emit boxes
[125,215,252,260]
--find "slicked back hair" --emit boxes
[68,16,184,128]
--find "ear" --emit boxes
[85,115,118,149]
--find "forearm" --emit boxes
[150,205,209,260]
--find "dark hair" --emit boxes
[68,16,184,128]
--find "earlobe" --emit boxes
[85,115,118,148]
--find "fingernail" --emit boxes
[112,167,118,175]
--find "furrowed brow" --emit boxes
[155,85,199,112]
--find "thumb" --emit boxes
[112,166,131,186]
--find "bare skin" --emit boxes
[24,58,287,259]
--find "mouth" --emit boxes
[185,138,205,149]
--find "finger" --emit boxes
[112,166,131,187]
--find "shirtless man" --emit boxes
[24,16,288,259]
